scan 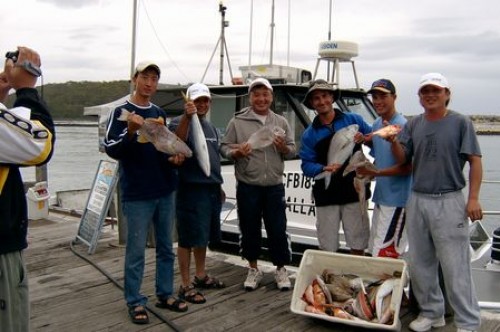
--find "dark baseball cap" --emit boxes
[368,79,396,94]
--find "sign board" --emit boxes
[76,160,119,254]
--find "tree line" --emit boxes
[5,80,130,120]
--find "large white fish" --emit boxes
[343,149,377,211]
[314,124,359,189]
[246,125,285,150]
[117,108,192,157]
[182,91,211,176]
[189,113,211,177]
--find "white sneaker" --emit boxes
[409,315,445,331]
[456,329,475,332]
[244,268,263,291]
[275,267,291,290]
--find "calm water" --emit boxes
[20,125,500,232]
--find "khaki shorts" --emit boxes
[316,202,369,252]
[0,251,29,332]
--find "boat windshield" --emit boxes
[303,94,377,125]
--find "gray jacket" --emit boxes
[220,107,296,186]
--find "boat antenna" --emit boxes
[327,0,333,82]
[269,0,275,65]
[201,1,234,85]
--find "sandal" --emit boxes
[155,297,188,312]
[178,284,206,304]
[128,305,149,324]
[193,275,226,289]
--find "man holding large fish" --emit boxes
[220,78,296,291]
[299,79,372,256]
[169,83,226,305]
[104,62,189,323]
[356,79,412,259]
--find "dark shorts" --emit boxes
[176,183,222,248]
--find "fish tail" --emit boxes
[314,171,329,180]
[117,108,132,121]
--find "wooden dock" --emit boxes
[26,212,500,332]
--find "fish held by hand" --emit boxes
[118,108,193,157]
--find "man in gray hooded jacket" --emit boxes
[220,78,296,291]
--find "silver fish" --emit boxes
[117,108,192,157]
[314,124,359,189]
[343,149,377,212]
[190,113,211,176]
[183,91,210,176]
[246,125,285,150]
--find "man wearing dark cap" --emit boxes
[220,77,296,291]
[299,79,372,255]
[104,61,189,323]
[356,79,412,258]
[390,73,482,332]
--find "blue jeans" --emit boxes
[122,193,176,307]
[236,182,291,266]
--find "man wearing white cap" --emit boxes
[104,61,188,323]
[390,73,482,332]
[220,77,296,291]
[169,83,225,304]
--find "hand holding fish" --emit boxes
[323,163,342,174]
[183,100,197,119]
[353,132,365,144]
[231,142,252,159]
[168,153,185,166]
[372,122,402,142]
[126,112,144,136]
[273,135,289,154]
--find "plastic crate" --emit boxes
[290,249,407,330]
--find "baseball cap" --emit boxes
[302,79,336,109]
[134,61,161,77]
[248,77,273,93]
[419,73,449,90]
[187,83,211,101]
[368,79,396,94]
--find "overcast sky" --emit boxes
[1,0,499,115]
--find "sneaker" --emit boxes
[244,268,263,291]
[275,267,291,291]
[409,315,446,331]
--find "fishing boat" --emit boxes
[79,1,500,314]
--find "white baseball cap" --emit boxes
[248,77,273,93]
[187,83,211,101]
[134,61,161,77]
[419,73,449,90]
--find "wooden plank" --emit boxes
[25,212,498,332]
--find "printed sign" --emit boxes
[76,160,118,254]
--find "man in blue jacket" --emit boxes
[299,79,372,255]
[0,46,55,332]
